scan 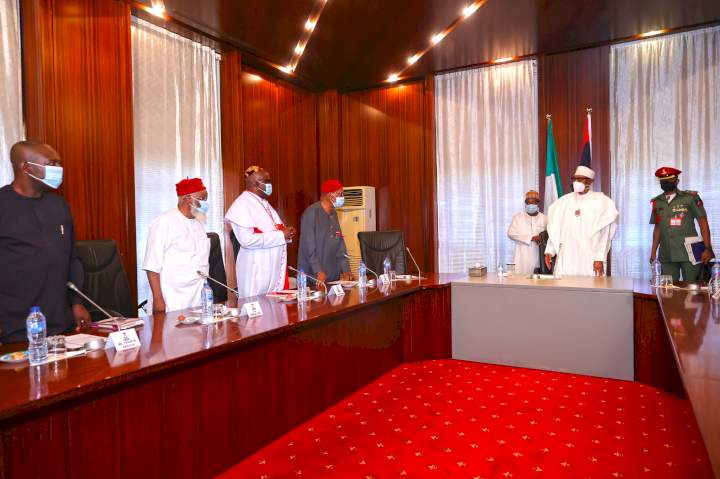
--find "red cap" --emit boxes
[321,179,343,194]
[655,167,681,179]
[175,178,206,196]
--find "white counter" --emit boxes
[451,274,634,380]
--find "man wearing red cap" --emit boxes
[142,178,211,312]
[298,179,351,284]
[649,167,713,282]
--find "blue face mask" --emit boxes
[525,204,539,215]
[28,162,63,189]
[333,195,345,208]
[258,181,272,196]
[192,197,209,214]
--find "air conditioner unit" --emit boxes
[337,186,376,275]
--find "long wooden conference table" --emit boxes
[1,274,719,478]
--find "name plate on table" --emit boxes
[107,329,141,351]
[241,301,263,318]
[329,284,345,296]
[379,273,391,284]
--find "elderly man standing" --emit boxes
[298,179,352,283]
[507,190,547,274]
[544,166,619,276]
[0,141,90,343]
[225,166,296,298]
[142,177,211,312]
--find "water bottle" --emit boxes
[201,281,214,319]
[297,269,307,302]
[383,256,392,278]
[709,260,720,297]
[26,306,48,366]
[358,262,368,288]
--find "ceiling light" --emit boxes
[278,65,294,74]
[407,54,420,65]
[462,3,479,18]
[387,73,400,83]
[640,29,666,38]
[305,18,317,31]
[246,74,262,83]
[431,32,446,45]
[148,0,165,17]
[493,57,514,63]
[295,43,306,55]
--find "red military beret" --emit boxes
[175,177,206,196]
[321,179,344,194]
[655,167,681,180]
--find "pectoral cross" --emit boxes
[574,209,581,217]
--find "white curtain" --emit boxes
[436,60,539,273]
[611,26,720,278]
[0,0,23,185]
[131,17,223,303]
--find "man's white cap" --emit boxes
[574,165,595,179]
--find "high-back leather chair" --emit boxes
[75,240,134,321]
[207,232,228,302]
[358,231,407,275]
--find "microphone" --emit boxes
[344,254,380,284]
[288,266,328,296]
[197,270,240,297]
[405,247,423,279]
[67,281,120,321]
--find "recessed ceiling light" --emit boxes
[387,73,400,83]
[278,65,294,74]
[295,43,306,55]
[305,18,317,31]
[462,3,479,18]
[493,57,514,63]
[407,54,420,65]
[640,29,666,38]
[431,32,446,45]
[148,0,165,17]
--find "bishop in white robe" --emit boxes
[225,166,296,298]
[544,166,619,276]
[507,190,547,274]
[143,178,211,312]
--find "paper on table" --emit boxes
[66,334,106,349]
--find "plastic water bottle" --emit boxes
[201,281,214,319]
[297,270,307,302]
[383,256,392,277]
[358,262,368,288]
[26,306,48,366]
[709,260,720,297]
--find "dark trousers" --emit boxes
[661,261,701,282]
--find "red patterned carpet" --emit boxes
[219,360,712,478]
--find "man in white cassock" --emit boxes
[224,166,296,299]
[143,178,211,312]
[544,166,618,276]
[507,189,547,274]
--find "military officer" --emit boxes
[649,166,713,282]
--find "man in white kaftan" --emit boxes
[544,166,618,276]
[225,166,296,298]
[507,190,547,274]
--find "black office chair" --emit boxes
[536,231,553,274]
[358,231,407,275]
[75,240,134,321]
[207,232,228,303]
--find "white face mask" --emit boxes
[572,181,587,194]
[27,162,63,189]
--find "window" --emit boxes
[0,0,24,184]
[436,60,539,273]
[131,17,223,303]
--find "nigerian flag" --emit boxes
[544,118,563,206]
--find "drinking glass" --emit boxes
[48,335,66,356]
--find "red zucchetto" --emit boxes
[320,179,344,194]
[175,177,205,196]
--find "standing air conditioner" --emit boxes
[337,186,376,275]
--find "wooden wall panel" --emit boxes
[220,51,245,211]
[537,46,611,204]
[339,81,435,273]
[317,90,341,181]
[21,0,137,299]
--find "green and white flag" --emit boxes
[544,118,563,207]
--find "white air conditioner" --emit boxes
[337,186,376,274]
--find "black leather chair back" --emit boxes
[75,240,134,320]
[358,231,407,275]
[207,232,228,302]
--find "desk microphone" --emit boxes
[197,271,240,298]
[288,266,328,295]
[67,282,119,321]
[406,247,423,279]
[344,254,380,283]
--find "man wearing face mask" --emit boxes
[142,178,211,312]
[0,141,90,343]
[298,179,352,284]
[507,190,548,274]
[544,165,619,276]
[649,167,713,282]
[224,166,296,298]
